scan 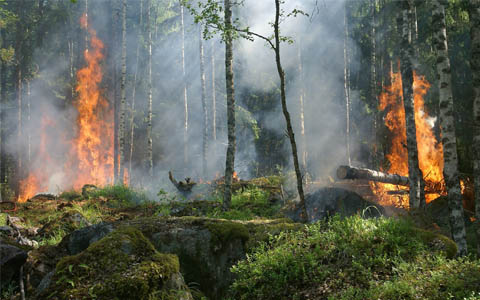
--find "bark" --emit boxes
[337,165,409,186]
[199,28,208,178]
[398,1,425,209]
[129,0,143,181]
[343,1,351,166]
[370,0,378,167]
[146,0,153,177]
[432,0,467,256]
[297,42,307,173]
[15,0,24,194]
[0,29,3,201]
[223,0,236,211]
[411,2,419,57]
[118,0,127,184]
[180,3,189,173]
[274,0,307,222]
[112,0,119,184]
[469,0,480,258]
[26,80,30,165]
[211,39,217,156]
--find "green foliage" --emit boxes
[228,215,470,300]
[58,190,82,201]
[91,185,151,207]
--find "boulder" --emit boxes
[39,227,193,300]
[60,222,114,255]
[0,241,28,289]
[286,187,385,223]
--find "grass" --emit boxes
[228,215,479,300]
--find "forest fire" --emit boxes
[371,70,446,207]
[17,15,113,202]
[68,14,113,189]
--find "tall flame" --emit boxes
[17,14,113,202]
[372,70,445,207]
[69,14,113,189]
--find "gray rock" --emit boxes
[0,225,14,236]
[287,187,385,223]
[63,222,114,255]
[35,270,54,296]
[0,242,28,288]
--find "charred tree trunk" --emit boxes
[399,1,425,209]
[129,0,143,182]
[26,80,30,165]
[146,0,153,177]
[370,0,378,167]
[223,0,236,211]
[199,28,208,178]
[14,0,24,197]
[274,0,307,222]
[432,0,467,256]
[469,0,480,258]
[180,2,189,174]
[343,1,351,166]
[337,165,409,186]
[118,0,127,184]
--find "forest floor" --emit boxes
[1,178,480,300]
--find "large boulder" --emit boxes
[0,241,28,289]
[60,222,114,255]
[286,187,385,223]
[126,217,302,300]
[38,227,193,300]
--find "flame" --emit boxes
[372,70,445,207]
[17,14,113,201]
[68,14,113,189]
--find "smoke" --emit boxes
[4,0,369,199]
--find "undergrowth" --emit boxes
[228,215,480,300]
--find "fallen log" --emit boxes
[336,165,409,186]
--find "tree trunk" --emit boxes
[146,0,153,177]
[398,1,425,209]
[469,0,480,258]
[199,28,208,178]
[26,80,30,165]
[128,0,143,182]
[118,0,127,184]
[370,0,378,168]
[344,1,351,166]
[297,42,307,174]
[223,0,236,211]
[211,39,217,164]
[180,2,189,174]
[0,29,3,201]
[432,0,467,256]
[337,165,409,186]
[274,0,307,222]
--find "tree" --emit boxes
[398,0,425,209]
[146,0,153,177]
[468,0,480,257]
[432,0,467,256]
[199,27,208,178]
[118,0,127,185]
[344,0,351,166]
[180,1,189,175]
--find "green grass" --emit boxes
[90,185,151,206]
[58,190,82,201]
[228,215,478,300]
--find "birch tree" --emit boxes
[431,0,467,256]
[118,0,127,184]
[146,0,153,177]
[398,0,425,209]
[468,0,480,257]
[199,27,208,178]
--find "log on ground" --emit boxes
[336,165,409,186]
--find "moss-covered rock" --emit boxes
[37,211,91,239]
[123,216,303,300]
[38,226,192,300]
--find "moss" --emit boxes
[206,219,250,252]
[244,219,303,251]
[414,228,458,258]
[0,213,7,226]
[41,226,182,300]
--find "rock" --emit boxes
[0,242,28,289]
[39,227,193,300]
[35,270,54,296]
[0,225,14,236]
[286,187,385,223]
[126,216,302,300]
[61,222,114,255]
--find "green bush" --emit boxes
[91,185,150,206]
[229,215,476,300]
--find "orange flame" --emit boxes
[68,14,113,189]
[18,14,113,201]
[372,70,445,207]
